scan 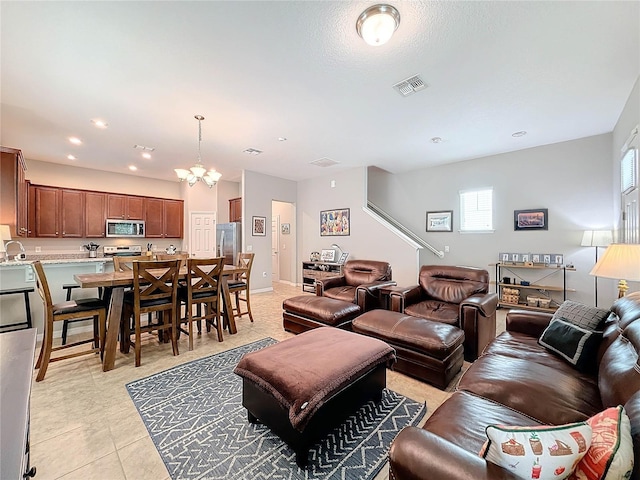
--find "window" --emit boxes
[460,188,493,232]
[621,147,637,194]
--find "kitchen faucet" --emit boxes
[4,240,25,262]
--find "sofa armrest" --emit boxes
[389,285,422,312]
[506,309,553,337]
[459,293,499,361]
[389,428,520,480]
[356,280,397,311]
[315,276,346,296]
[461,293,498,317]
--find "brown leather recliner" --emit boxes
[315,259,395,312]
[389,265,498,361]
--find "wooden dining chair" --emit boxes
[32,261,106,382]
[178,257,225,350]
[227,252,255,323]
[155,253,189,270]
[112,255,143,272]
[120,259,180,367]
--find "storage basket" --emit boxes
[502,294,520,304]
[538,298,551,309]
[527,296,539,307]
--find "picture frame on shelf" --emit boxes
[320,249,336,262]
[337,252,349,265]
[426,210,453,232]
[532,254,541,263]
[514,208,548,231]
[551,254,564,265]
[320,208,350,236]
[281,223,290,235]
[252,216,266,236]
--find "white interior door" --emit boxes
[190,212,216,258]
[272,215,280,281]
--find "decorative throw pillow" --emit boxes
[538,319,603,373]
[569,406,634,480]
[480,422,592,480]
[552,301,610,330]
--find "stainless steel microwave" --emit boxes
[105,219,145,238]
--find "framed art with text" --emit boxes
[514,209,548,231]
[252,216,266,236]
[426,210,453,232]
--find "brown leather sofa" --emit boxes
[315,259,394,312]
[389,265,498,361]
[389,293,640,480]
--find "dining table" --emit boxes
[74,263,247,372]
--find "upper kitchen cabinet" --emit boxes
[30,186,85,238]
[229,197,242,222]
[85,192,107,238]
[107,194,144,220]
[144,198,184,238]
[0,146,28,237]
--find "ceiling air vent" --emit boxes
[243,148,263,155]
[393,75,427,97]
[310,157,340,168]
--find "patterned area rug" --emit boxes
[126,338,426,480]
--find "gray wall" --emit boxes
[369,134,615,307]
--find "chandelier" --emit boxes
[175,115,222,188]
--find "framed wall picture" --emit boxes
[281,223,290,235]
[514,208,548,231]
[426,210,453,232]
[320,208,350,236]
[252,216,266,236]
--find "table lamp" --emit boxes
[589,243,640,298]
[581,230,613,306]
[0,225,11,262]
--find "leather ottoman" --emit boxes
[283,295,361,334]
[352,309,464,389]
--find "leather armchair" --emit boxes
[315,259,395,312]
[389,265,498,361]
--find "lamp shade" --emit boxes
[581,230,613,247]
[0,224,10,253]
[589,244,640,281]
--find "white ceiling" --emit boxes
[1,1,639,183]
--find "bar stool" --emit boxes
[227,252,255,323]
[32,261,106,381]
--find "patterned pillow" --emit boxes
[552,301,610,330]
[569,406,634,480]
[538,319,603,373]
[480,422,592,480]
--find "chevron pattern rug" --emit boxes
[126,338,426,480]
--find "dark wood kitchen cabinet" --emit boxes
[144,198,184,238]
[229,197,242,222]
[0,146,28,237]
[33,186,60,237]
[60,189,84,237]
[107,194,144,220]
[84,192,107,238]
[30,186,84,238]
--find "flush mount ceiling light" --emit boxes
[175,115,222,188]
[356,4,400,46]
[68,137,82,145]
[512,131,527,137]
[91,119,108,128]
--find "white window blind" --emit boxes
[621,147,637,194]
[460,188,493,231]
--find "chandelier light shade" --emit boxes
[175,115,222,188]
[356,4,400,46]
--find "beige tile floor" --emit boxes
[29,283,506,480]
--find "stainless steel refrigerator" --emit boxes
[217,222,242,265]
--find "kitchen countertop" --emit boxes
[0,256,113,268]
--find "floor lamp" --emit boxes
[590,243,640,299]
[581,230,613,307]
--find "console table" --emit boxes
[0,328,37,479]
[301,261,343,293]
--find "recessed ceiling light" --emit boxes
[67,154,76,160]
[431,137,443,144]
[512,131,527,137]
[278,137,287,142]
[91,119,108,128]
[128,165,137,171]
[68,137,82,145]
[142,152,152,159]
[243,148,263,155]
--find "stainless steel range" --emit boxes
[103,245,142,257]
